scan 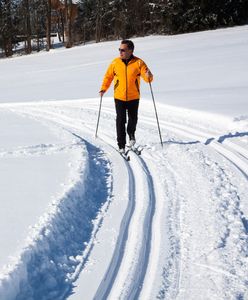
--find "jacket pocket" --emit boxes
[114,79,119,90]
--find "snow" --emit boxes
[0,25,248,299]
[1,25,247,117]
[0,111,79,269]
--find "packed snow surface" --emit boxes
[0,25,247,299]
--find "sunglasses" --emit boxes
[118,48,127,52]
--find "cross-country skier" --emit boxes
[99,39,153,153]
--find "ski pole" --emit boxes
[149,81,163,147]
[95,94,103,138]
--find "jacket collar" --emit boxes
[122,54,134,65]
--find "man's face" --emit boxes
[119,43,133,60]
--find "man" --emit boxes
[99,39,153,153]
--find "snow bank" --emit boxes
[0,134,112,299]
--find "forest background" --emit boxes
[1,0,248,57]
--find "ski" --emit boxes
[118,149,130,161]
[127,145,143,155]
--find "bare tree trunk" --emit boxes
[83,23,86,45]
[46,0,52,51]
[56,10,61,42]
[35,14,40,52]
[59,9,65,43]
[36,19,41,52]
[68,0,72,46]
[24,0,32,54]
[33,7,39,52]
[95,0,102,42]
[65,0,73,48]
[3,0,13,57]
[64,0,68,46]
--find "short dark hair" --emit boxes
[121,40,134,51]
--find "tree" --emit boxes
[46,0,52,50]
[1,0,248,57]
[24,0,32,53]
[0,0,14,56]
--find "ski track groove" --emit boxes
[7,104,157,299]
[93,160,136,300]
[87,102,248,299]
[1,100,247,299]
[120,153,155,300]
[72,103,248,179]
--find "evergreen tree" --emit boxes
[0,0,16,56]
[1,0,248,57]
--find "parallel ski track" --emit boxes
[94,131,156,300]
[126,156,155,300]
[77,103,248,298]
[155,120,248,179]
[4,101,247,300]
[93,159,136,299]
[85,104,248,179]
[8,104,156,299]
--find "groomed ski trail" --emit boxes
[1,101,157,299]
[0,98,247,299]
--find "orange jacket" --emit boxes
[100,56,153,101]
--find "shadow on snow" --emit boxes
[14,138,112,300]
[162,131,248,146]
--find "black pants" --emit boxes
[115,99,139,149]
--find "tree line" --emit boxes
[0,0,77,57]
[1,0,248,57]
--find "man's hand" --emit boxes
[145,69,153,81]
[99,90,105,97]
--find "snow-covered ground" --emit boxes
[0,25,247,299]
